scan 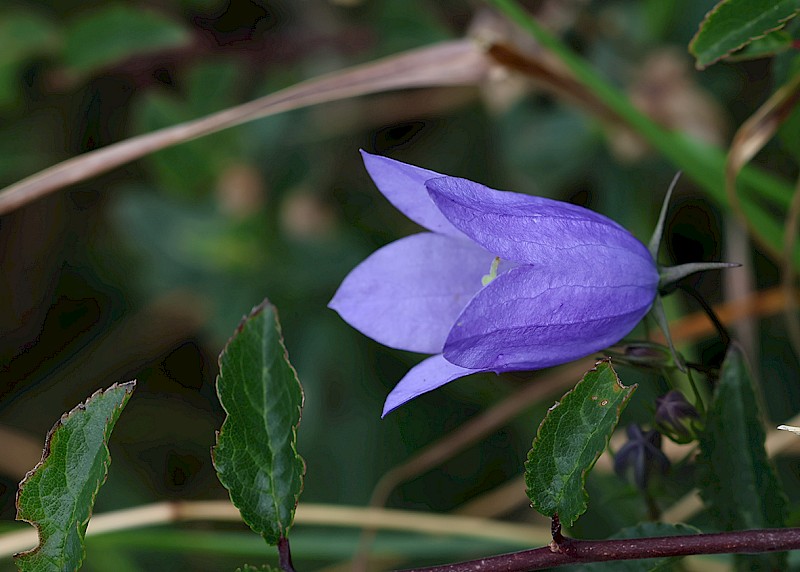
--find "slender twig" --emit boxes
[0,501,550,558]
[676,283,731,352]
[0,40,492,215]
[550,515,564,546]
[353,360,591,569]
[724,72,800,260]
[403,528,800,572]
[684,367,706,418]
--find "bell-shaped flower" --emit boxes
[330,151,660,416]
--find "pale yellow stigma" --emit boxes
[481,257,501,287]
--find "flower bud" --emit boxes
[610,342,673,369]
[655,390,702,443]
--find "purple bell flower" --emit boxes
[330,151,660,416]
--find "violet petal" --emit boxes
[443,263,657,370]
[329,232,493,354]
[361,150,463,236]
[382,354,483,417]
[426,176,654,267]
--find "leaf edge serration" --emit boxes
[14,380,136,567]
[524,359,636,527]
[212,299,306,545]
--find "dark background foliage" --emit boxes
[0,0,798,569]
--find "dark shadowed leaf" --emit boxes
[63,4,190,75]
[15,381,136,572]
[697,343,787,571]
[213,300,305,546]
[0,9,59,106]
[525,360,636,527]
[690,0,800,69]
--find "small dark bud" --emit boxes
[609,343,673,369]
[614,424,670,490]
[655,390,702,444]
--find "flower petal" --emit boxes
[382,354,482,417]
[361,150,462,236]
[329,232,493,354]
[426,176,654,266]
[443,263,657,370]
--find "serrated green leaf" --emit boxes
[726,29,794,61]
[697,343,787,571]
[63,3,190,74]
[14,381,136,572]
[235,565,280,572]
[525,360,636,527]
[213,300,305,546]
[569,522,702,571]
[690,0,800,69]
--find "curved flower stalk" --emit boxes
[331,151,666,416]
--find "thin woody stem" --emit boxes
[550,515,563,544]
[278,537,297,572]
[403,527,800,572]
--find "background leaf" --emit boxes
[63,3,191,75]
[213,300,305,546]
[525,360,636,527]
[697,343,788,571]
[689,0,800,69]
[14,381,136,572]
[0,9,59,107]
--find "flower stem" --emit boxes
[404,527,800,571]
[650,296,687,373]
[684,367,706,418]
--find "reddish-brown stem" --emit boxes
[278,536,296,572]
[550,515,564,545]
[403,527,800,572]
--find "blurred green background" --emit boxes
[0,0,798,570]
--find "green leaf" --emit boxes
[690,0,800,69]
[133,93,228,197]
[63,4,190,75]
[213,300,305,546]
[132,60,243,197]
[525,360,636,527]
[14,381,136,572]
[726,29,795,61]
[0,9,60,106]
[235,565,280,572]
[568,523,702,571]
[697,343,787,571]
